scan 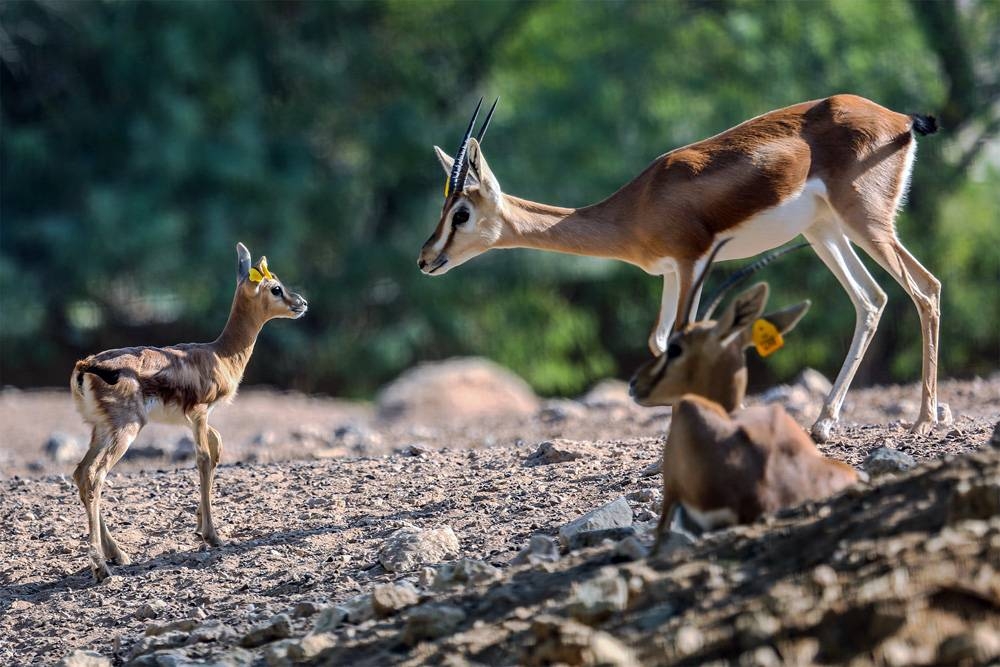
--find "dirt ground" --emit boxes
[1,370,998,666]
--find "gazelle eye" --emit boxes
[666,343,683,360]
[452,209,470,226]
[271,286,282,296]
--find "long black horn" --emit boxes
[701,242,810,319]
[446,97,483,198]
[677,237,732,331]
[476,97,499,142]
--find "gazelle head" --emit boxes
[235,242,308,320]
[419,98,503,275]
[630,240,810,411]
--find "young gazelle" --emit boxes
[419,95,941,441]
[70,243,307,581]
[628,242,858,549]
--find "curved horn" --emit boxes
[677,237,732,331]
[701,242,810,320]
[446,97,483,198]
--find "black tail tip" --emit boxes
[911,114,939,136]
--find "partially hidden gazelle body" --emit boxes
[628,243,858,548]
[419,94,941,441]
[70,243,307,581]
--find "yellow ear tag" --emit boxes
[258,257,274,281]
[444,180,451,198]
[248,267,264,283]
[752,319,784,357]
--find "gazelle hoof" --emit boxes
[910,419,935,436]
[201,532,224,548]
[811,418,836,443]
[93,562,112,582]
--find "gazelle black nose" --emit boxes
[418,259,427,270]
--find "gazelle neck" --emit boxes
[496,194,646,267]
[212,295,266,371]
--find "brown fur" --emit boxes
[422,94,941,439]
[70,243,307,581]
[628,283,858,550]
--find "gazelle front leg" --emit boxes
[649,271,680,355]
[191,412,224,547]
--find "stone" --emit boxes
[862,446,916,477]
[527,615,638,667]
[433,558,501,590]
[581,379,631,407]
[261,640,294,667]
[312,606,348,633]
[567,568,629,624]
[128,632,189,661]
[134,600,168,620]
[512,534,561,565]
[240,613,292,648]
[402,604,467,645]
[760,385,819,421]
[145,619,199,637]
[171,436,195,462]
[292,601,323,618]
[379,525,460,573]
[937,402,953,426]
[949,478,1000,522]
[613,536,647,561]
[937,625,1000,664]
[566,526,636,551]
[559,497,633,548]
[60,651,111,667]
[795,368,832,397]
[372,582,420,618]
[338,593,376,624]
[187,620,233,644]
[537,400,587,424]
[991,421,1000,449]
[44,432,84,464]
[376,357,539,423]
[524,440,587,466]
[287,633,337,661]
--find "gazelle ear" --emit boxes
[759,300,811,338]
[465,138,499,198]
[716,282,769,348]
[236,242,252,284]
[434,146,455,177]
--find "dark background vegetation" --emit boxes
[2,0,998,398]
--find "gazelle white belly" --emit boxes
[715,178,828,261]
[682,503,739,531]
[145,398,190,425]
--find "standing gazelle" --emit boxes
[628,241,859,548]
[419,95,941,441]
[70,243,307,581]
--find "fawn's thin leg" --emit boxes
[192,412,223,546]
[651,489,679,555]
[74,423,139,581]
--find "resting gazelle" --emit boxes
[628,241,859,549]
[71,243,307,581]
[419,95,941,442]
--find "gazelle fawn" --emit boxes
[420,95,941,441]
[629,243,858,550]
[70,243,307,581]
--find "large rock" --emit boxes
[526,615,638,667]
[240,614,292,648]
[512,535,561,565]
[379,525,460,573]
[863,446,916,477]
[45,432,84,464]
[376,358,539,423]
[432,558,500,590]
[60,651,111,667]
[402,604,467,645]
[567,568,629,624]
[559,497,633,548]
[372,582,419,617]
[580,379,632,407]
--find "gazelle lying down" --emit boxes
[70,243,307,581]
[629,243,859,549]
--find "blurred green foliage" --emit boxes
[2,0,998,396]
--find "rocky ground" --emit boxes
[1,360,998,666]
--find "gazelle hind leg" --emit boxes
[74,423,139,581]
[803,222,888,442]
[192,415,224,547]
[849,236,941,433]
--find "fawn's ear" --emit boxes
[236,243,252,284]
[715,282,769,348]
